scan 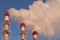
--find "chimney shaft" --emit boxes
[3,11,10,40]
[32,31,38,40]
[20,22,26,40]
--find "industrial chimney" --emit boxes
[20,22,26,40]
[32,31,38,40]
[2,11,10,40]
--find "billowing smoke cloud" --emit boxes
[8,0,60,37]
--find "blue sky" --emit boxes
[0,0,47,40]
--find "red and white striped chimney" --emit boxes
[4,11,10,30]
[20,22,26,32]
[20,22,26,40]
[32,31,38,40]
[3,11,10,40]
[4,11,9,21]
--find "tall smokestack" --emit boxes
[20,22,26,40]
[2,11,10,40]
[32,31,38,40]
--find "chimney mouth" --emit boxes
[20,22,26,27]
[32,31,38,35]
[4,11,9,16]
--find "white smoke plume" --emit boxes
[8,0,60,37]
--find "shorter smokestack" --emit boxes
[20,22,26,40]
[32,31,38,40]
[20,22,26,31]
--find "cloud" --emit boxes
[8,0,60,39]
[57,0,60,3]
